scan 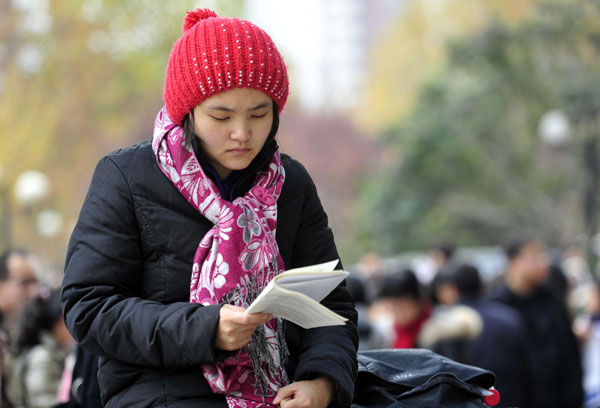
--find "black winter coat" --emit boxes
[492,285,583,408]
[445,300,535,408]
[61,140,358,408]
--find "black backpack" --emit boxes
[352,349,497,408]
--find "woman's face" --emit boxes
[192,88,273,179]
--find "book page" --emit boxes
[280,259,339,274]
[275,271,349,302]
[247,285,347,329]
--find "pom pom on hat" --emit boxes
[164,8,289,125]
[182,8,217,33]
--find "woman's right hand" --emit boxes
[216,304,272,351]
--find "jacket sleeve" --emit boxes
[61,156,224,368]
[289,163,359,408]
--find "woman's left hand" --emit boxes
[273,377,335,408]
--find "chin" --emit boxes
[228,160,252,171]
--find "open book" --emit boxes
[245,259,350,329]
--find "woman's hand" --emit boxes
[273,377,335,408]
[215,304,272,351]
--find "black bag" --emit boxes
[352,349,496,408]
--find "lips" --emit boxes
[228,148,251,155]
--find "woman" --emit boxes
[8,290,73,408]
[368,269,431,349]
[61,8,358,408]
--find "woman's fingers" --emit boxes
[216,304,273,350]
[273,383,296,405]
[279,397,297,407]
[274,379,334,408]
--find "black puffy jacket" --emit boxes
[61,140,358,408]
[492,285,583,408]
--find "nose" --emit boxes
[230,120,251,142]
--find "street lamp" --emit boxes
[0,167,60,249]
[538,109,571,146]
[539,108,599,270]
[14,170,51,209]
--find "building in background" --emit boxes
[246,0,404,112]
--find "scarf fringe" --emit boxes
[222,256,289,401]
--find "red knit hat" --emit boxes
[164,9,289,125]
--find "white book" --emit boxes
[245,259,350,329]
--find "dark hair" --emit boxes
[346,276,367,305]
[504,237,536,261]
[182,100,280,156]
[0,248,30,281]
[431,239,456,261]
[376,269,422,301]
[453,264,482,300]
[14,289,63,353]
[429,267,456,304]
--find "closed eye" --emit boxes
[251,112,268,119]
[210,116,230,121]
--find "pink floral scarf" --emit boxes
[152,107,289,407]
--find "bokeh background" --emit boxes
[1,0,599,283]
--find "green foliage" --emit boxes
[357,0,600,254]
[0,0,246,266]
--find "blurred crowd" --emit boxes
[0,249,100,408]
[350,238,600,408]
[1,239,600,407]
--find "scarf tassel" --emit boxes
[221,257,290,401]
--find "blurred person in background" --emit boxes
[429,268,460,306]
[421,266,482,362]
[417,240,456,285]
[429,240,456,273]
[368,269,431,349]
[417,265,484,387]
[450,264,533,408]
[563,247,596,319]
[0,249,40,339]
[345,275,388,351]
[61,8,357,408]
[573,280,600,408]
[546,262,569,305]
[492,237,584,408]
[353,252,384,281]
[350,252,384,302]
[563,246,594,288]
[7,289,73,408]
[57,346,102,408]
[0,249,40,408]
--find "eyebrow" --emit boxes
[206,101,271,112]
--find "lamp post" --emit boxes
[539,109,599,269]
[0,167,62,250]
[581,121,599,248]
[0,164,12,249]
